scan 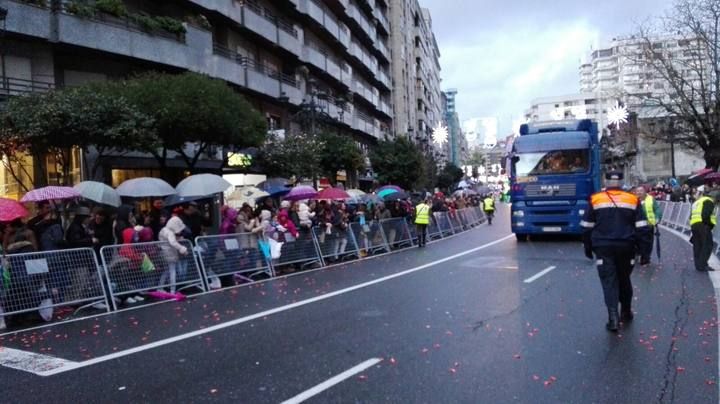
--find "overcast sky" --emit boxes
[421,0,674,136]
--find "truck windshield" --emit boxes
[513,149,589,176]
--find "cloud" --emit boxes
[420,0,673,136]
[438,22,598,134]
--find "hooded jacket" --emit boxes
[220,207,239,235]
[159,216,188,262]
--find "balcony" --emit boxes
[1,0,51,40]
[243,2,278,44]
[0,76,54,99]
[57,12,203,71]
[302,46,327,72]
[244,58,280,98]
[378,99,392,118]
[377,69,391,90]
[212,44,297,100]
[374,8,389,34]
[297,0,348,49]
[346,3,376,43]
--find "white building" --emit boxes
[577,36,706,180]
[524,93,610,137]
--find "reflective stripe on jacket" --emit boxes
[483,198,495,211]
[690,196,717,226]
[643,195,657,226]
[581,189,648,248]
[415,203,430,225]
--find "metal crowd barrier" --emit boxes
[0,206,496,331]
[659,201,720,256]
[0,247,109,325]
[195,233,273,288]
[349,221,390,255]
[448,211,464,233]
[434,211,455,237]
[273,229,324,270]
[100,240,205,311]
[380,217,414,249]
[313,225,361,264]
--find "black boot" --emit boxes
[606,309,619,332]
[621,305,634,322]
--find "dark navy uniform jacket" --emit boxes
[581,188,649,249]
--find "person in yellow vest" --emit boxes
[483,195,495,225]
[690,189,717,272]
[634,186,662,266]
[414,197,431,247]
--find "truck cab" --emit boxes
[509,119,601,240]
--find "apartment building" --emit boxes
[389,0,442,151]
[577,36,705,180]
[0,0,394,194]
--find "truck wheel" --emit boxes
[515,233,528,242]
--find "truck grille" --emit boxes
[525,183,576,197]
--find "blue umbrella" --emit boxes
[256,178,291,196]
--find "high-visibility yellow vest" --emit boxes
[415,203,430,225]
[483,197,495,211]
[643,195,657,226]
[690,196,717,226]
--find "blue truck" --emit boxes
[509,119,601,241]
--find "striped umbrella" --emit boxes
[0,198,29,222]
[20,186,81,203]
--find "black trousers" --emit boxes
[416,224,427,246]
[637,225,655,262]
[691,223,714,271]
[593,245,635,310]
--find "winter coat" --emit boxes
[65,218,94,249]
[119,226,154,267]
[220,208,239,235]
[114,205,134,244]
[159,216,188,263]
[275,212,299,241]
[298,203,315,228]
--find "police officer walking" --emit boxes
[690,189,717,272]
[581,171,649,332]
[483,194,495,225]
[415,197,431,248]
[634,186,662,266]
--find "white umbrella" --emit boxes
[116,177,176,198]
[227,186,269,208]
[176,174,232,197]
[74,181,122,207]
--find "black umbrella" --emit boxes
[164,194,208,207]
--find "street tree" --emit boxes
[113,72,267,173]
[0,86,155,187]
[630,0,720,169]
[259,132,323,181]
[317,132,364,185]
[436,163,465,192]
[368,136,425,190]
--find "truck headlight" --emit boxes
[578,209,585,215]
[512,211,525,217]
[516,222,525,227]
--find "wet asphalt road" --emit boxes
[0,205,717,403]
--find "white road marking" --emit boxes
[523,266,557,283]
[2,234,515,377]
[0,347,79,376]
[280,358,383,404]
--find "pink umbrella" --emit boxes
[284,185,318,201]
[20,186,81,203]
[0,198,29,222]
[316,187,350,200]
